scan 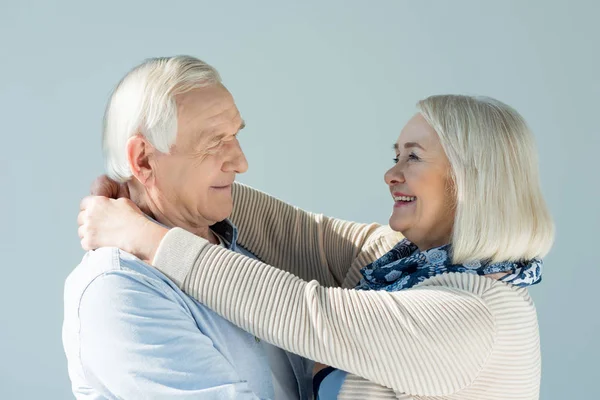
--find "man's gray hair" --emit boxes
[103,55,222,182]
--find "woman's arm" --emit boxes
[154,228,497,397]
[230,183,403,287]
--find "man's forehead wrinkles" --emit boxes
[200,110,240,133]
[179,109,235,139]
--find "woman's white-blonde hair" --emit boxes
[103,55,222,182]
[417,95,554,263]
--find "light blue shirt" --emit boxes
[316,370,347,399]
[63,220,312,399]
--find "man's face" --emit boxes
[149,84,247,228]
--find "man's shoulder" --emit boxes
[65,248,120,301]
[64,247,172,307]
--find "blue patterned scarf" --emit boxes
[356,239,542,291]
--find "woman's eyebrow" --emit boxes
[393,142,425,151]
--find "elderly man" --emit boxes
[63,56,312,399]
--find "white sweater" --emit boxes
[152,183,541,399]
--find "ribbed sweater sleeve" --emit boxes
[153,227,497,397]
[229,182,403,288]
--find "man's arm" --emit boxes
[77,271,263,400]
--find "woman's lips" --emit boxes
[392,192,417,208]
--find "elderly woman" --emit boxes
[79,95,554,399]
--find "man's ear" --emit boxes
[126,134,156,185]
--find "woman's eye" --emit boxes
[394,153,420,164]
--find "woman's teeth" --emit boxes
[394,196,416,202]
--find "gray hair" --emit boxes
[417,95,555,263]
[103,55,222,182]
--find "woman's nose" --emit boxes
[384,165,404,186]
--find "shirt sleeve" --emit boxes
[316,369,347,400]
[153,228,497,397]
[77,270,263,400]
[230,183,403,288]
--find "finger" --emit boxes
[116,183,131,199]
[90,175,120,198]
[80,196,95,211]
[80,195,108,211]
[90,176,105,196]
[80,238,91,251]
[77,210,86,226]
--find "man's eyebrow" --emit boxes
[393,142,425,151]
[211,133,227,142]
[205,120,245,143]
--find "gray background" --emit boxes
[1,0,598,398]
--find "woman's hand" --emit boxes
[77,196,168,263]
[90,175,130,199]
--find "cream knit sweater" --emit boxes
[152,183,541,400]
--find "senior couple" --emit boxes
[64,55,554,399]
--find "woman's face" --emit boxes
[384,113,455,251]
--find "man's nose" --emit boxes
[224,138,248,174]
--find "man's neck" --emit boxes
[156,217,220,245]
[128,182,220,245]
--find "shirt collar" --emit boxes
[210,219,238,251]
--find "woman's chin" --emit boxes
[388,218,407,234]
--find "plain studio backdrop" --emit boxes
[1,1,598,398]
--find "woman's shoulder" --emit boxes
[418,272,538,326]
[416,272,540,396]
[418,272,531,296]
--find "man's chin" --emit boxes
[211,204,233,223]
